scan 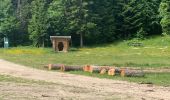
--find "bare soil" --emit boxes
[0,59,170,100]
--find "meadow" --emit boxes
[69,71,170,86]
[0,36,170,86]
[0,36,170,69]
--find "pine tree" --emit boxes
[159,0,170,35]
[84,0,116,43]
[48,0,68,36]
[0,0,19,46]
[0,0,164,46]
[65,0,91,47]
[121,0,161,39]
[114,0,128,39]
[48,0,96,47]
[28,0,48,47]
[11,0,32,45]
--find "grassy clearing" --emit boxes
[69,71,170,86]
[0,36,170,69]
[0,74,53,85]
[0,36,170,86]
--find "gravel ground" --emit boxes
[0,59,170,100]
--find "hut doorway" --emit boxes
[50,36,71,52]
[58,42,64,51]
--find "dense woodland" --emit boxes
[0,0,170,47]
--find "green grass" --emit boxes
[0,36,170,69]
[0,36,170,86]
[0,74,54,85]
[69,71,170,86]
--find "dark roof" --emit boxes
[50,36,71,39]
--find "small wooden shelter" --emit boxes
[50,36,71,52]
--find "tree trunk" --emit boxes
[60,65,83,71]
[101,68,120,76]
[83,65,101,73]
[44,64,63,70]
[100,68,107,74]
[42,37,45,48]
[80,33,83,47]
[45,64,83,71]
[83,65,112,73]
[121,69,145,77]
[17,0,21,19]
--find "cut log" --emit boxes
[100,67,114,74]
[101,66,121,73]
[60,65,83,71]
[83,65,91,72]
[100,68,107,74]
[121,69,145,77]
[115,68,121,74]
[92,66,103,73]
[44,64,63,70]
[101,66,111,71]
[108,68,116,76]
[83,65,101,73]
[83,65,110,73]
[83,65,118,73]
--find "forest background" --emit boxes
[0,0,169,47]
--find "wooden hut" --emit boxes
[50,36,71,52]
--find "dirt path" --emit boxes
[0,59,170,100]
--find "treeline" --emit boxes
[0,0,169,47]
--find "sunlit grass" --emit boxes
[4,47,47,55]
[0,36,170,86]
[0,74,54,85]
[69,71,170,86]
[0,36,170,69]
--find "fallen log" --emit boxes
[92,66,104,73]
[83,65,101,73]
[100,68,107,74]
[60,65,83,71]
[121,69,145,77]
[101,66,111,71]
[83,65,91,72]
[44,64,63,70]
[83,65,120,74]
[115,68,120,73]
[100,67,121,75]
[83,65,112,73]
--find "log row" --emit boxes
[120,69,145,77]
[44,64,145,77]
[44,64,83,71]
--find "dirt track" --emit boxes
[0,59,170,100]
